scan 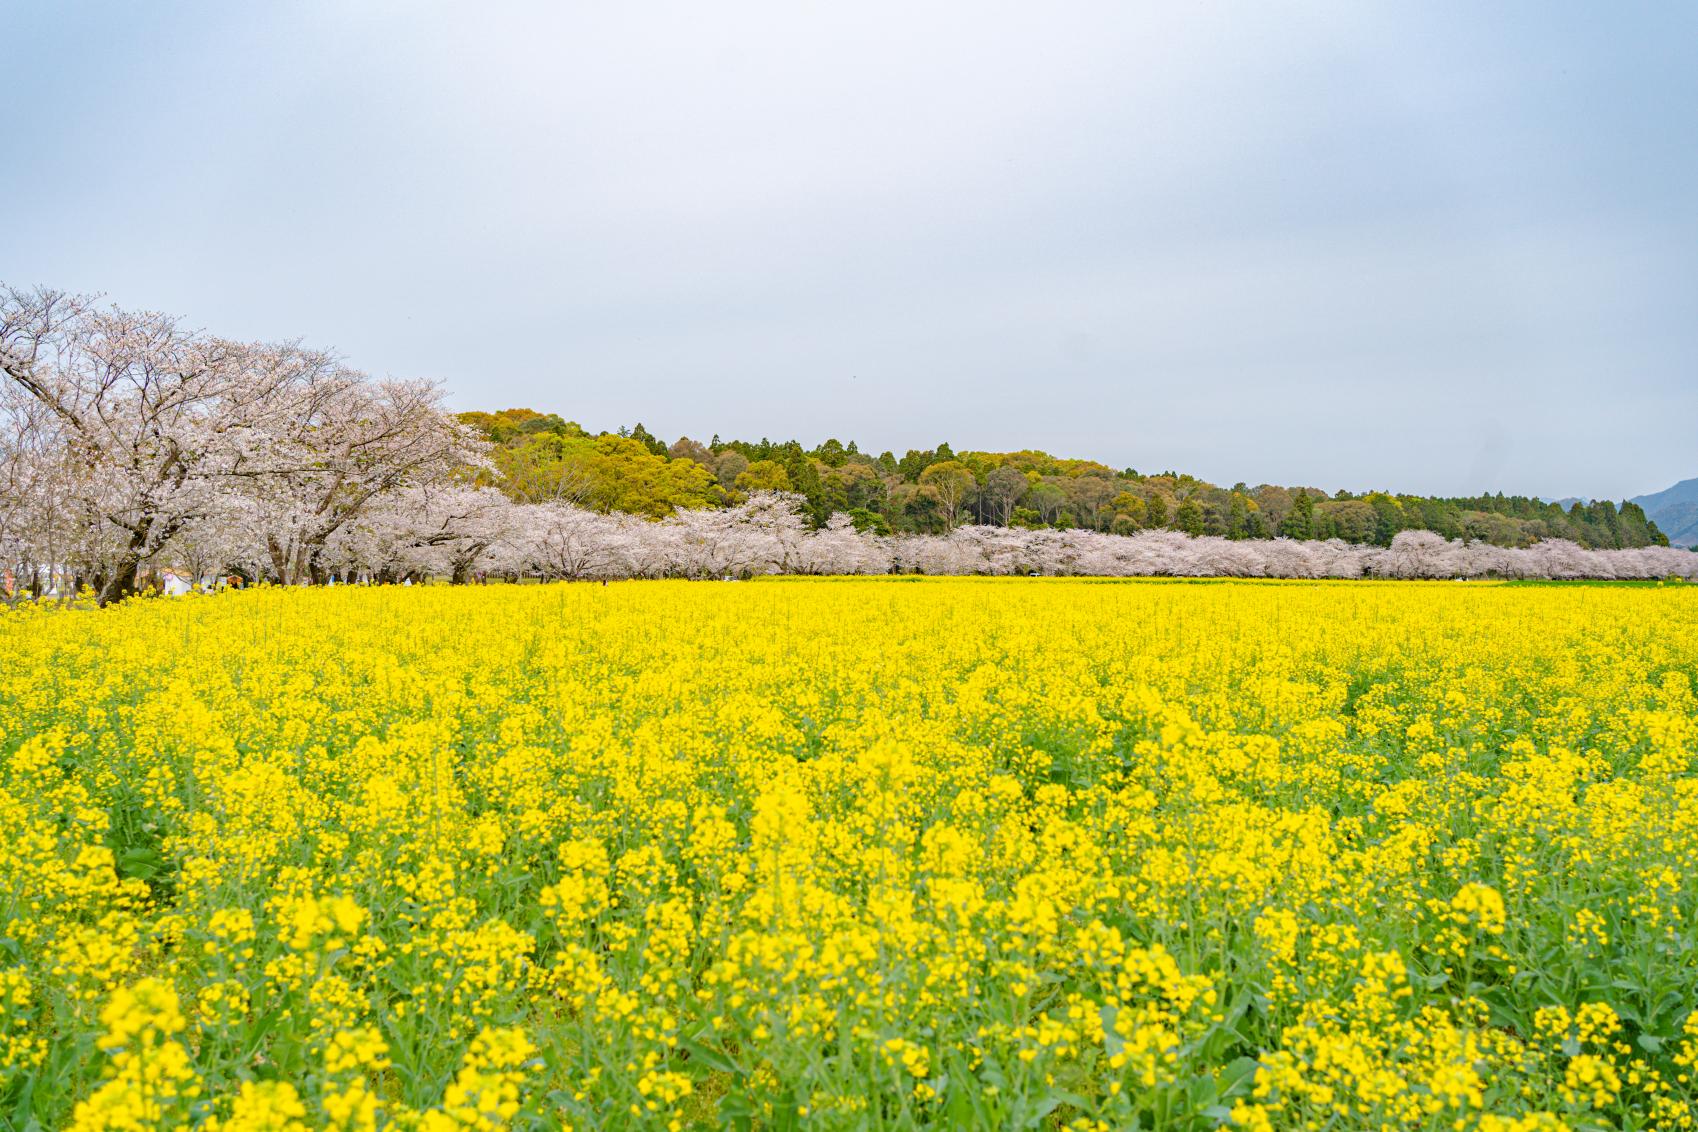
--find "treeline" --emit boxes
[6,281,1682,609]
[460,409,1669,549]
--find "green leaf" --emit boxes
[1218,1056,1260,1098]
[716,1091,755,1132]
[678,1035,738,1074]
[117,846,162,880]
[1100,1003,1124,1058]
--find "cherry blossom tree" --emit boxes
[1,287,301,604]
[236,366,487,585]
[518,500,627,581]
[0,385,71,601]
[1373,530,1463,579]
[322,483,519,584]
[795,512,891,575]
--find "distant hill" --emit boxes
[1633,477,1698,546]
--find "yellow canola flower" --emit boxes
[207,1081,310,1132]
[2,577,1696,1130]
[96,977,187,1051]
[1450,882,1508,936]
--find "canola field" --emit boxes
[3,578,1697,1132]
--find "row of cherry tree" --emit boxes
[4,286,1695,605]
[426,498,1698,582]
[407,497,1698,582]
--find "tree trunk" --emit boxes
[450,541,489,585]
[97,553,143,607]
[98,523,157,607]
[268,536,290,585]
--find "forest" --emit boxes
[459,408,1669,549]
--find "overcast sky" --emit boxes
[8,3,1695,499]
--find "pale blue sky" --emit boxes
[7,2,1695,499]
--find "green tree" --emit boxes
[713,450,749,489]
[586,435,717,516]
[494,432,718,516]
[847,508,891,535]
[895,482,944,532]
[897,449,938,481]
[1175,498,1205,536]
[735,459,791,493]
[1145,493,1169,529]
[1026,481,1067,526]
[1226,492,1253,540]
[493,432,599,503]
[780,443,831,525]
[1280,490,1314,540]
[919,461,977,530]
[981,465,1029,526]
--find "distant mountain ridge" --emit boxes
[1631,478,1698,547]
